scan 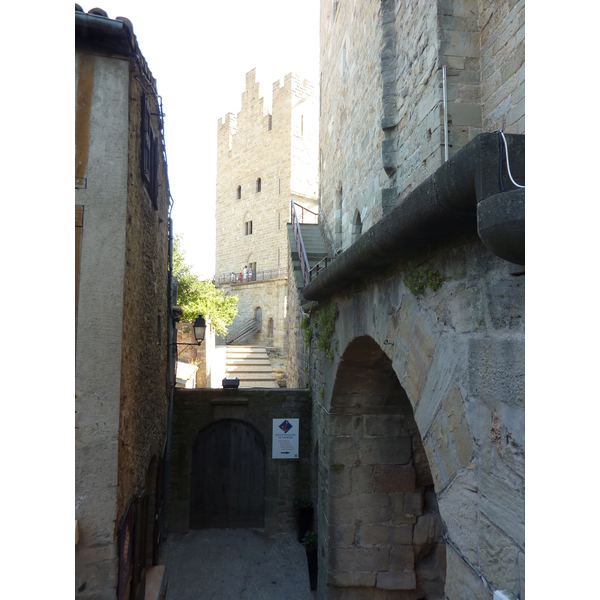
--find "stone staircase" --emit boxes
[287,222,329,305]
[225,346,279,388]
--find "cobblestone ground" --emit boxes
[159,528,317,600]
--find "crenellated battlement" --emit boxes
[217,68,316,154]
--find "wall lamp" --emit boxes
[176,314,206,354]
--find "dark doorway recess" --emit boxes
[191,419,265,529]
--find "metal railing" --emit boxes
[290,201,319,224]
[309,255,336,282]
[291,199,312,288]
[226,317,261,345]
[214,267,288,286]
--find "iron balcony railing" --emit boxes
[214,267,288,286]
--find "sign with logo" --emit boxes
[272,418,299,459]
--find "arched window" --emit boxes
[237,185,241,200]
[256,178,262,193]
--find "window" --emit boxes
[141,93,159,209]
[268,114,272,131]
[268,318,274,338]
[245,221,253,236]
[249,262,257,280]
[256,178,261,193]
[237,185,242,200]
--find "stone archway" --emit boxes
[322,335,445,599]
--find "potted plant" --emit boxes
[302,530,318,591]
[294,498,314,543]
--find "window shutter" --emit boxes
[151,131,159,209]
[141,94,151,184]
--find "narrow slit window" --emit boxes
[237,185,242,200]
[256,178,261,193]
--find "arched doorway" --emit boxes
[323,336,445,598]
[190,419,265,529]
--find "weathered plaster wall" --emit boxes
[75,50,130,599]
[305,241,524,599]
[167,388,312,535]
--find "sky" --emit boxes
[88,0,320,279]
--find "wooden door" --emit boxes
[191,420,265,529]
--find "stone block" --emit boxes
[374,465,416,493]
[468,338,524,407]
[327,570,354,587]
[364,414,409,437]
[333,546,390,572]
[330,494,357,525]
[354,571,377,587]
[404,315,436,406]
[351,465,375,493]
[413,513,444,556]
[330,524,357,548]
[357,523,392,546]
[376,570,417,590]
[390,545,415,571]
[479,514,521,597]
[484,278,524,332]
[330,466,352,497]
[444,544,491,600]
[479,473,524,548]
[447,102,482,128]
[360,435,412,466]
[330,436,358,465]
[403,491,423,518]
[438,468,480,566]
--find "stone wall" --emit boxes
[304,240,524,599]
[219,278,288,349]
[215,69,318,278]
[176,321,217,388]
[215,69,318,369]
[115,57,170,528]
[319,0,385,251]
[285,236,310,389]
[479,0,525,133]
[167,388,312,535]
[318,0,525,251]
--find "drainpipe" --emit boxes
[442,65,449,162]
[162,217,178,537]
[302,132,524,302]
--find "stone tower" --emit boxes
[215,69,318,371]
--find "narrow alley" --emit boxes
[159,528,316,599]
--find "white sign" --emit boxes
[272,418,299,459]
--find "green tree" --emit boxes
[173,234,238,336]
